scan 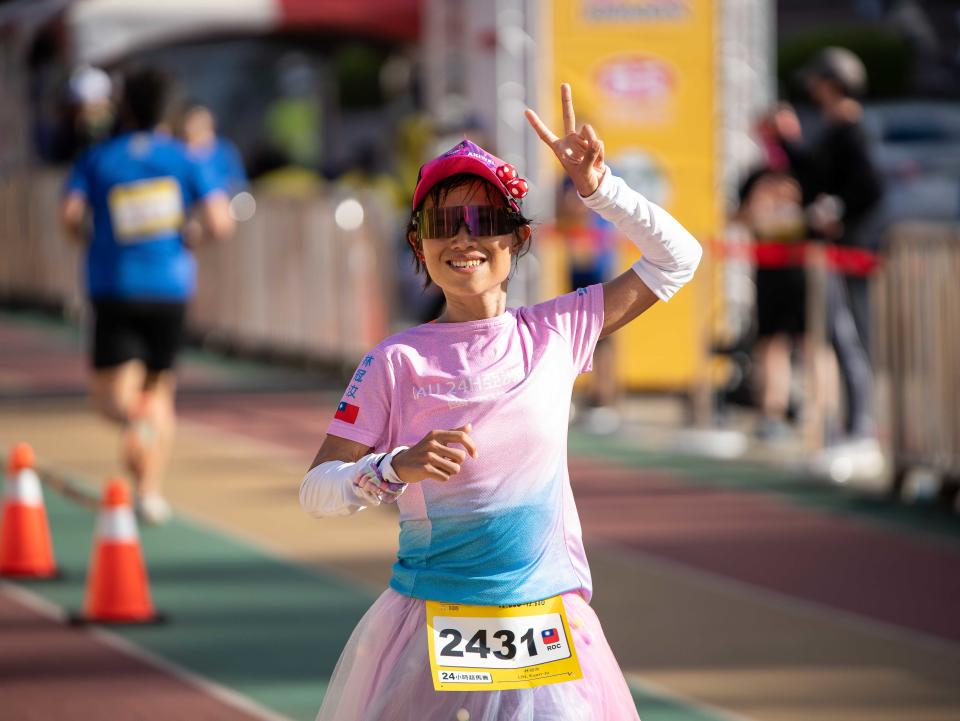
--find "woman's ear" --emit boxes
[513,224,532,252]
[407,230,420,252]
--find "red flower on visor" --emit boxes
[505,177,528,199]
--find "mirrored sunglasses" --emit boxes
[416,205,518,240]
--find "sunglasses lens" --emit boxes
[417,206,515,239]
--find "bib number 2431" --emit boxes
[426,596,582,691]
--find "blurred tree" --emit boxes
[335,44,388,109]
[779,29,914,98]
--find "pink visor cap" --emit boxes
[412,140,529,212]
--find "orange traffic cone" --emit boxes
[1,442,58,578]
[77,477,161,624]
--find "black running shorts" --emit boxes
[755,268,806,338]
[91,300,187,372]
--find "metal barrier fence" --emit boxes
[714,229,960,492]
[876,223,960,490]
[0,169,392,363]
[3,170,958,489]
[0,170,85,311]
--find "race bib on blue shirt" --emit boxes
[107,176,184,242]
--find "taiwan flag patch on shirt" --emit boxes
[541,628,559,645]
[335,401,360,424]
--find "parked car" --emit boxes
[864,101,960,224]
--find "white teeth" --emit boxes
[450,259,484,268]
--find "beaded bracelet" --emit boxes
[353,449,408,505]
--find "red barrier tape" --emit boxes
[539,226,881,278]
[712,239,881,277]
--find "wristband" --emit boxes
[379,446,409,489]
[353,446,409,505]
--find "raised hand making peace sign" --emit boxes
[525,83,606,198]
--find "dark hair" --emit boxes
[120,67,171,130]
[406,173,533,288]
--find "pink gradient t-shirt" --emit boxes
[326,284,604,605]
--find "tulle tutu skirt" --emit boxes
[316,589,640,721]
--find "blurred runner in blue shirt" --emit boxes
[180,102,249,198]
[558,175,622,434]
[61,67,234,524]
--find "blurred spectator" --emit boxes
[770,47,883,440]
[558,176,621,434]
[50,65,115,162]
[735,166,808,440]
[775,47,886,352]
[264,53,323,168]
[338,141,405,213]
[394,111,435,194]
[59,67,234,525]
[178,102,249,197]
[390,112,445,323]
[249,141,326,199]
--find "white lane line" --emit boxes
[0,582,297,721]
[627,674,762,721]
[38,457,384,596]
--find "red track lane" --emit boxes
[0,589,272,721]
[0,323,245,396]
[568,458,960,644]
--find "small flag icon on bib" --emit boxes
[541,628,559,644]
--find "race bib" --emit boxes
[426,595,582,691]
[108,177,184,242]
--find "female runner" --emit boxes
[300,84,702,721]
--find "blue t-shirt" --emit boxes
[65,131,222,301]
[189,137,248,197]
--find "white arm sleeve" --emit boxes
[581,169,703,301]
[299,455,377,518]
[299,448,410,518]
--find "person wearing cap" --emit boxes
[769,46,884,442]
[299,84,702,720]
[60,67,234,525]
[51,65,115,162]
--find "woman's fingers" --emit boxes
[436,426,478,458]
[525,108,558,146]
[423,464,451,482]
[430,439,466,463]
[527,85,592,170]
[581,124,602,168]
[561,83,576,135]
[426,452,461,477]
[396,424,479,483]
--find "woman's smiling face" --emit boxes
[417,180,530,303]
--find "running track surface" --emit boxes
[3,311,960,721]
[0,589,273,721]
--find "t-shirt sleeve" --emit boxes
[325,348,394,449]
[64,152,91,198]
[185,154,226,205]
[223,142,249,189]
[526,283,605,374]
